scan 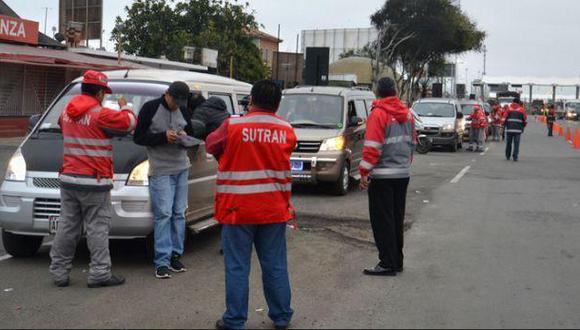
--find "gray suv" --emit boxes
[412,98,465,152]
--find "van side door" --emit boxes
[347,99,368,174]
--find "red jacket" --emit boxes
[492,106,503,125]
[469,105,488,129]
[59,94,136,191]
[206,109,297,225]
[359,97,415,179]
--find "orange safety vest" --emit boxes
[214,112,297,225]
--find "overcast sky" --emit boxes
[6,0,580,82]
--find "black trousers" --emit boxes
[368,177,410,269]
[547,122,554,136]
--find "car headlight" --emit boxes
[127,160,149,186]
[5,149,27,182]
[319,136,345,151]
[441,124,455,132]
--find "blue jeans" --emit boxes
[149,170,188,269]
[505,133,521,160]
[221,223,293,329]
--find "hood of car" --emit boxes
[293,128,344,142]
[419,116,455,128]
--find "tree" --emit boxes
[371,0,486,101]
[111,0,268,83]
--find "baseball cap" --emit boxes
[167,81,190,108]
[82,70,112,94]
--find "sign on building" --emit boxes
[0,15,38,45]
[59,0,103,44]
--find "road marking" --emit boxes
[450,165,471,184]
[0,254,12,262]
[480,147,490,156]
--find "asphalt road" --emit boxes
[1,121,580,328]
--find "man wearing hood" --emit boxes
[504,98,528,161]
[359,77,415,276]
[190,96,230,140]
[50,70,136,288]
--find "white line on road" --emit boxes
[480,147,490,156]
[0,254,12,262]
[450,165,471,184]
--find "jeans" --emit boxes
[221,223,293,329]
[149,170,188,269]
[469,127,485,150]
[492,125,502,141]
[505,133,521,160]
[368,177,409,269]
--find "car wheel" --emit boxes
[330,163,350,196]
[2,230,43,258]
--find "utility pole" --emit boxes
[276,24,281,81]
[482,45,487,76]
[42,7,51,35]
[295,34,299,87]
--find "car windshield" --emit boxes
[567,103,580,109]
[413,103,455,118]
[277,94,344,129]
[461,104,479,115]
[36,81,168,134]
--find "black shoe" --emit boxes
[363,264,397,276]
[170,254,186,273]
[87,274,125,288]
[513,158,518,162]
[215,319,228,330]
[275,324,290,330]
[506,156,510,161]
[155,266,172,279]
[54,278,69,288]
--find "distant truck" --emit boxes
[496,91,521,107]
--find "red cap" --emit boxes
[82,70,112,94]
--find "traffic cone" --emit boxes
[566,127,572,141]
[559,125,564,136]
[573,129,580,149]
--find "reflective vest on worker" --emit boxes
[504,103,528,134]
[213,112,297,225]
[59,93,136,191]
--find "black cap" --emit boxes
[167,81,190,108]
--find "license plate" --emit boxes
[291,160,304,171]
[49,216,60,234]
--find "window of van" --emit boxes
[208,93,235,114]
[278,94,344,129]
[36,81,168,134]
[354,100,368,119]
[365,99,376,112]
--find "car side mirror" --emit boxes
[28,114,41,132]
[456,112,464,119]
[349,116,363,127]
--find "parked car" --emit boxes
[562,100,580,121]
[411,98,464,152]
[0,69,251,257]
[277,86,375,195]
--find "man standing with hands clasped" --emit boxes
[359,77,415,277]
[134,81,196,279]
[206,81,297,330]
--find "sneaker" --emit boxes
[87,274,125,288]
[155,266,172,279]
[170,254,186,273]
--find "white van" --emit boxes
[0,69,251,257]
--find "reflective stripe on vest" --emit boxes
[360,160,373,170]
[372,168,411,176]
[59,174,113,186]
[216,183,292,194]
[364,140,383,149]
[385,135,413,145]
[507,118,523,123]
[217,170,291,181]
[63,137,112,147]
[64,147,113,157]
[229,115,292,128]
[505,129,523,133]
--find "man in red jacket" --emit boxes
[359,77,415,276]
[49,70,136,288]
[467,105,488,152]
[206,81,297,330]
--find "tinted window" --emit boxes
[413,103,456,118]
[278,94,344,129]
[354,100,368,119]
[208,93,235,114]
[461,104,481,115]
[37,81,168,133]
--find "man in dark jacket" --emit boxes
[134,81,195,279]
[191,97,230,140]
[546,104,557,137]
[504,98,528,162]
[360,77,415,276]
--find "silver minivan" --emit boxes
[412,98,465,152]
[0,69,251,257]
